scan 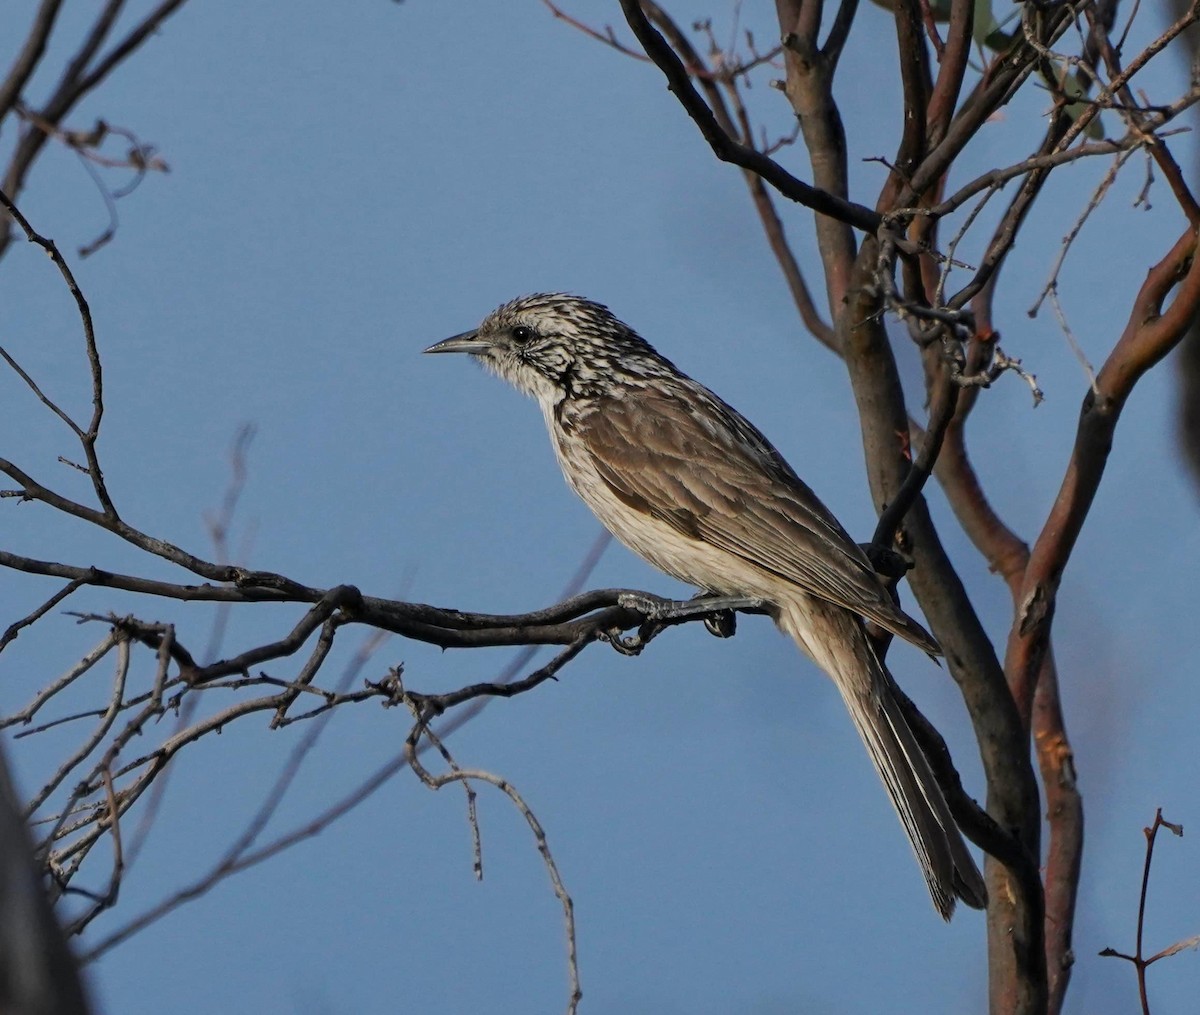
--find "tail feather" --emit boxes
[860,684,987,918]
[780,598,987,919]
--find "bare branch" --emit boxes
[1034,650,1083,1015]
[1101,809,1193,1015]
[637,2,835,349]
[2,632,122,732]
[405,716,581,1015]
[0,578,86,654]
[617,0,882,233]
[0,190,112,514]
[80,747,410,962]
[0,1,188,262]
[1011,226,1200,720]
[0,0,66,119]
[24,636,130,816]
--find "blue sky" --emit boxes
[2,2,1198,1012]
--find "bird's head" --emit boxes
[424,293,668,403]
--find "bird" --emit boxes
[425,293,987,919]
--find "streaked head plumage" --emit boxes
[425,293,670,403]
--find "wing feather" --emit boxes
[575,384,939,655]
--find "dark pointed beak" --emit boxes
[423,330,492,354]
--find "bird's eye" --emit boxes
[511,325,535,344]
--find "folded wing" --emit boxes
[576,384,940,656]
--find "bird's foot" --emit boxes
[611,591,766,644]
[616,591,674,619]
[601,628,649,656]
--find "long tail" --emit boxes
[779,597,987,919]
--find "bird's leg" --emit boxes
[677,593,767,621]
[615,591,765,625]
[603,592,668,656]
[607,592,767,654]
[614,591,675,618]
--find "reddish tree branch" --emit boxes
[924,0,972,148]
[878,0,931,211]
[1009,225,1200,722]
[639,3,835,350]
[1034,648,1083,1015]
[774,4,859,314]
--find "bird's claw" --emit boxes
[602,627,647,656]
[703,610,737,638]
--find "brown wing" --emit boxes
[575,383,940,655]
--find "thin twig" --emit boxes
[1100,809,1195,1015]
[0,578,86,654]
[2,633,121,731]
[25,635,130,816]
[0,189,113,515]
[1028,147,1140,319]
[405,714,581,1015]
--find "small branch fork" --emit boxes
[70,538,613,987]
[8,590,744,1011]
[0,0,190,263]
[615,0,883,232]
[6,588,764,918]
[1100,810,1198,1015]
[404,709,582,1015]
